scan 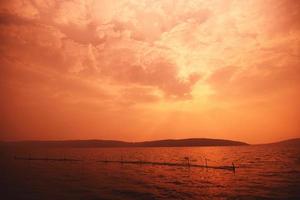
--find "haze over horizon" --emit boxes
[1,0,300,143]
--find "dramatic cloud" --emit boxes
[1,0,299,142]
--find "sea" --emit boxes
[1,145,299,200]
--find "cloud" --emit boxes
[1,0,299,141]
[0,0,203,102]
[0,12,37,26]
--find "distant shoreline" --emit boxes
[1,138,299,148]
[1,138,248,148]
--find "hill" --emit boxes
[133,138,247,147]
[2,138,248,148]
[267,138,300,146]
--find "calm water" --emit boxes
[1,145,300,200]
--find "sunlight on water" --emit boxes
[1,146,300,199]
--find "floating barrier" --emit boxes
[14,156,236,172]
[14,156,82,162]
[96,159,236,172]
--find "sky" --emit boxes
[0,0,299,143]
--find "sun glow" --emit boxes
[1,0,299,143]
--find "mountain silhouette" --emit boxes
[266,138,300,146]
[2,138,248,148]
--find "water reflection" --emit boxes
[1,145,300,199]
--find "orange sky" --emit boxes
[0,0,299,143]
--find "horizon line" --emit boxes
[1,137,299,145]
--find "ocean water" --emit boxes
[0,145,300,200]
